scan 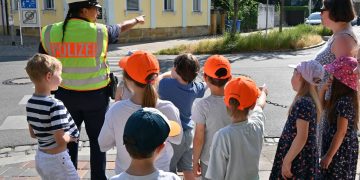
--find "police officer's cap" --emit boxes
[67,0,101,9]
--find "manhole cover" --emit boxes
[2,77,32,85]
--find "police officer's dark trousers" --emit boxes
[55,87,108,180]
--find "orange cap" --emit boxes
[224,76,260,110]
[204,55,231,79]
[118,56,128,69]
[119,51,160,84]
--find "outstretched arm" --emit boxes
[119,15,145,33]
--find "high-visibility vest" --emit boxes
[41,19,110,91]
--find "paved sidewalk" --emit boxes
[1,140,359,179]
[0,141,277,179]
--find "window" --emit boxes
[127,0,139,11]
[164,0,174,11]
[193,0,200,12]
[12,0,19,10]
[44,0,55,10]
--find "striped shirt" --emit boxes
[26,95,79,150]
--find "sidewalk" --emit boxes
[0,140,278,179]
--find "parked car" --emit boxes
[305,12,321,25]
[351,16,359,26]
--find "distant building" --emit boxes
[0,0,211,43]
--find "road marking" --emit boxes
[18,95,32,105]
[0,116,27,130]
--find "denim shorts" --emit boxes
[170,129,193,172]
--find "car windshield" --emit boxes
[309,13,321,20]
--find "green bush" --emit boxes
[157,25,328,55]
[237,0,259,32]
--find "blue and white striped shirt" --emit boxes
[26,95,79,150]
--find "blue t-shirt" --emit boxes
[158,78,206,130]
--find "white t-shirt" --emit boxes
[205,106,265,180]
[191,95,231,165]
[110,170,181,180]
[98,99,183,174]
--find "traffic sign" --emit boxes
[22,10,37,25]
[21,0,36,9]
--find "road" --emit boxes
[0,25,359,148]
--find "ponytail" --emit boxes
[123,71,158,108]
[142,74,158,108]
[62,7,82,42]
[62,10,72,42]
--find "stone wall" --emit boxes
[118,26,210,43]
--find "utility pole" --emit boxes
[308,0,312,15]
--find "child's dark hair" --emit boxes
[226,98,251,119]
[124,137,154,159]
[326,78,359,130]
[123,71,158,108]
[174,53,200,83]
[205,68,230,87]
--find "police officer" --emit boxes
[39,0,144,179]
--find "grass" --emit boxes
[157,24,332,55]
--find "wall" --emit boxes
[186,0,208,27]
[155,0,182,28]
[257,3,275,29]
[113,0,151,29]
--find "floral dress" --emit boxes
[270,96,319,179]
[321,96,358,179]
[314,27,358,164]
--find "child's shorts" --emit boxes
[35,149,79,180]
[170,129,193,172]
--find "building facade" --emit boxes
[0,0,211,43]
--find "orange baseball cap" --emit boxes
[204,55,231,79]
[119,50,160,84]
[224,76,260,110]
[118,56,128,69]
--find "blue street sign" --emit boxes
[21,0,36,9]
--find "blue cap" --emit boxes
[123,108,181,154]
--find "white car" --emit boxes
[305,12,322,25]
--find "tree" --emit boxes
[231,0,240,36]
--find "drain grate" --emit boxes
[2,77,32,85]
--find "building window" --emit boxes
[12,0,19,10]
[127,0,139,11]
[164,0,174,11]
[44,0,55,10]
[193,0,200,12]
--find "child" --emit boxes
[158,53,207,180]
[205,76,267,180]
[25,53,80,179]
[110,108,181,180]
[270,60,324,179]
[320,56,358,179]
[115,55,133,101]
[98,50,183,174]
[192,55,232,179]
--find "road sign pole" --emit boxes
[37,0,40,36]
[18,0,23,46]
